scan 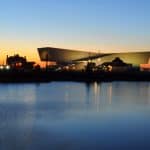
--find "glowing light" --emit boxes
[108,65,112,72]
[140,64,150,69]
[140,64,150,71]
[97,58,101,62]
[5,65,10,70]
[0,66,4,70]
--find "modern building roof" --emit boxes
[37,47,150,65]
[38,47,109,63]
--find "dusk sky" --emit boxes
[0,0,150,64]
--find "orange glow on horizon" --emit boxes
[1,39,150,68]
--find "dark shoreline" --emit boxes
[0,70,149,83]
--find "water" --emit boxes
[0,82,150,150]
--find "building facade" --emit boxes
[37,47,150,69]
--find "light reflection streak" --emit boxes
[108,83,112,105]
[93,82,100,112]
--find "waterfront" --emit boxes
[0,82,150,150]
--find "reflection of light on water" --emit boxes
[24,91,36,105]
[0,85,36,105]
[1,82,150,149]
[96,84,100,112]
[93,82,100,112]
[0,85,37,148]
[94,82,98,96]
[64,85,69,103]
[108,83,112,105]
[145,83,150,104]
[65,92,69,103]
[85,82,102,112]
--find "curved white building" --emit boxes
[38,47,150,66]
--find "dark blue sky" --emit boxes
[0,0,150,61]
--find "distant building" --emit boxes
[37,47,105,63]
[6,54,35,70]
[37,47,111,70]
[37,47,150,70]
[99,57,132,72]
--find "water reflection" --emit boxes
[0,82,150,149]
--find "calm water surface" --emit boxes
[0,82,150,150]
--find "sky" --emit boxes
[0,0,150,64]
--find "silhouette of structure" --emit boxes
[6,54,35,70]
[99,57,132,72]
